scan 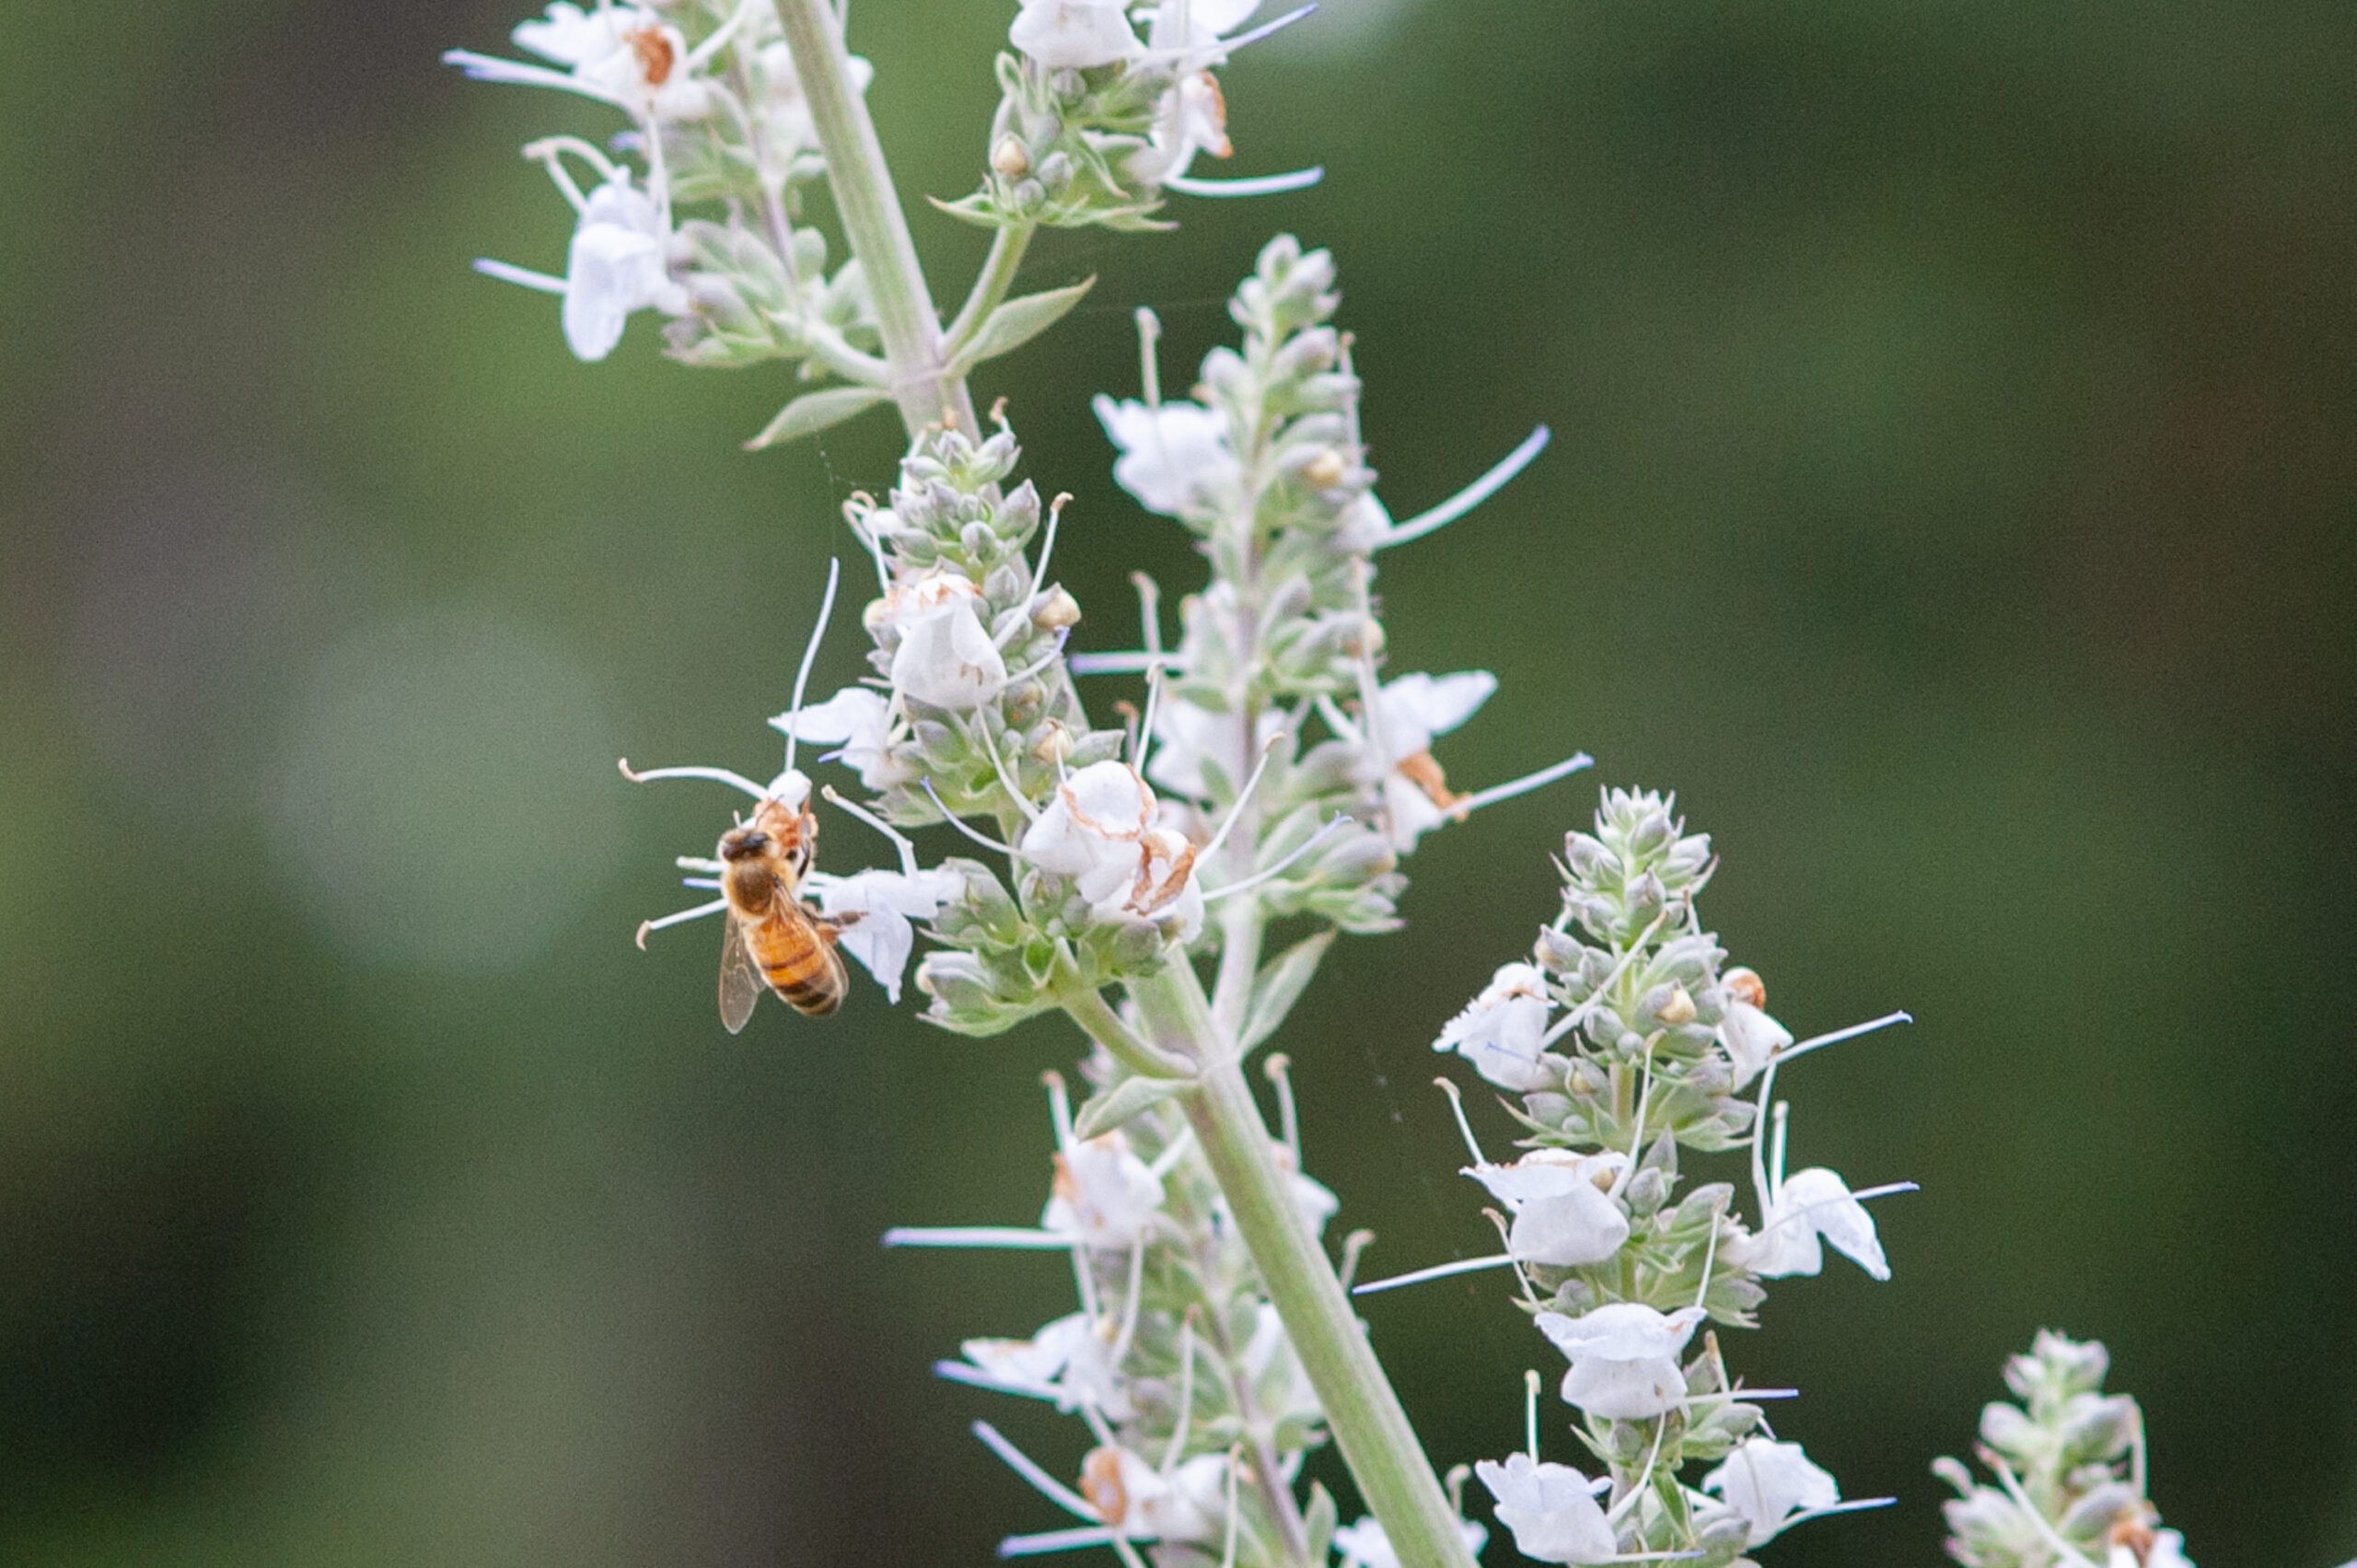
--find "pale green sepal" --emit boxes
[1238,930,1337,1052]
[946,276,1097,378]
[744,385,892,449]
[1304,1482,1339,1566]
[1074,1074,1189,1141]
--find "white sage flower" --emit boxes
[1092,397,1241,520]
[1009,0,1144,69]
[560,175,690,362]
[1332,1515,1489,1568]
[1240,1302,1322,1425]
[772,686,911,791]
[459,2,714,122]
[1434,961,1559,1091]
[1081,1446,1228,1542]
[798,865,960,1004]
[1473,1453,1617,1565]
[753,39,873,164]
[1019,761,1205,941]
[945,1310,1134,1419]
[1716,967,1791,1090]
[1042,1129,1166,1249]
[1535,1302,1705,1420]
[1741,1166,1890,1282]
[1127,70,1231,187]
[1145,696,1283,803]
[879,574,1008,711]
[2118,1530,2195,1568]
[1464,1149,1630,1268]
[1701,1437,1840,1548]
[1362,670,1496,850]
[1140,0,1261,59]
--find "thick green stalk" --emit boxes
[1122,963,1481,1568]
[771,0,977,436]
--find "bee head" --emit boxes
[718,825,769,862]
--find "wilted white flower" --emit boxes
[1361,670,1496,850]
[1042,1130,1166,1248]
[1741,1166,1890,1282]
[1332,1515,1489,1568]
[1534,1302,1705,1420]
[1434,960,1559,1091]
[1272,1142,1340,1235]
[1009,0,1144,69]
[1702,1437,1840,1548]
[945,1310,1135,1419]
[1019,761,1205,941]
[1093,397,1241,520]
[452,2,714,122]
[1081,1446,1228,1542]
[799,865,960,1003]
[1473,1453,1616,1565]
[559,174,690,362]
[1464,1149,1630,1268]
[1127,70,1231,186]
[772,686,911,792]
[879,574,1008,710]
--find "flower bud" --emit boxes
[1032,721,1076,767]
[1655,984,1697,1028]
[1724,966,1767,1011]
[1033,586,1082,630]
[1302,447,1348,489]
[993,134,1031,179]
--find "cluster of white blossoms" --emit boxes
[1935,1332,2198,1568]
[1352,789,1917,1565]
[948,0,1323,232]
[885,1063,1364,1568]
[448,0,2286,1563]
[447,0,888,378]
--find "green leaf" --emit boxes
[743,384,890,449]
[1238,930,1337,1052]
[1303,1483,1338,1566]
[1073,1074,1187,1141]
[946,276,1096,377]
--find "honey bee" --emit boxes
[715,793,854,1030]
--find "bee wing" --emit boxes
[718,908,763,1034]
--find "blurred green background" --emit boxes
[4,0,2353,1562]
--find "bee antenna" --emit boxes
[784,557,843,777]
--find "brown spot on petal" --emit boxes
[1081,1447,1129,1526]
[2107,1516,2157,1562]
[1724,967,1766,1010]
[628,27,675,86]
[1051,1152,1078,1204]
[1398,749,1469,819]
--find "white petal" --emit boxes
[1475,1454,1616,1565]
[1701,1438,1841,1548]
[1376,670,1496,756]
[1561,1354,1688,1420]
[1009,0,1144,69]
[1507,1186,1631,1268]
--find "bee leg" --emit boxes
[814,912,865,947]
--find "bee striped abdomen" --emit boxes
[747,913,846,1016]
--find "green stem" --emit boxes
[771,0,976,436]
[944,222,1038,363]
[1128,961,1481,1568]
[1052,958,1195,1082]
